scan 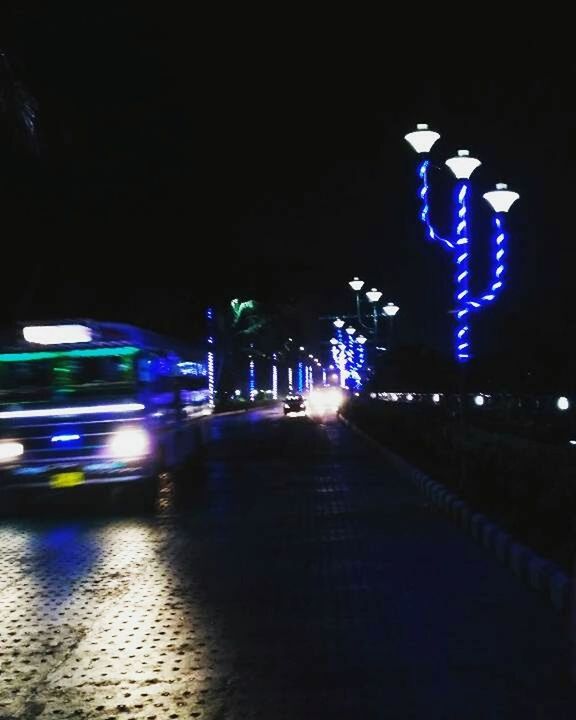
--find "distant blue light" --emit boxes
[51,434,81,443]
[249,358,256,400]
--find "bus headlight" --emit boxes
[108,428,151,459]
[0,441,24,462]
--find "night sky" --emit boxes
[2,10,575,372]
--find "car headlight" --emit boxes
[0,441,24,462]
[108,427,151,459]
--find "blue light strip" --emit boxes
[297,362,304,393]
[207,307,215,408]
[249,358,256,400]
[466,213,506,310]
[272,359,278,400]
[418,160,455,250]
[455,181,471,362]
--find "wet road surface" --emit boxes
[1,407,575,719]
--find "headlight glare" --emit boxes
[108,427,150,459]
[0,441,24,462]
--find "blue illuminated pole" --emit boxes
[297,361,304,393]
[272,354,278,400]
[405,125,519,362]
[288,367,293,391]
[249,357,256,401]
[207,307,215,409]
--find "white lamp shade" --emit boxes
[349,277,364,292]
[404,124,440,154]
[383,302,399,317]
[345,326,356,335]
[333,318,345,329]
[330,338,338,345]
[445,150,482,180]
[366,288,382,303]
[483,184,520,213]
[356,335,367,345]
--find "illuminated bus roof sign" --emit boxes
[23,325,93,345]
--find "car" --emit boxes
[283,394,306,416]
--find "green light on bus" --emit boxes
[0,347,139,362]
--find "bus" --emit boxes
[0,320,212,508]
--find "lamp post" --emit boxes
[382,301,400,347]
[365,288,383,338]
[349,277,365,323]
[404,123,519,362]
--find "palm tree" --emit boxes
[215,298,299,398]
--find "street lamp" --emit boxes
[382,301,400,347]
[405,123,519,362]
[349,277,365,320]
[404,123,440,154]
[365,289,382,337]
[356,335,367,345]
[382,302,399,317]
[345,326,356,335]
[333,318,345,329]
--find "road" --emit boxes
[0,407,574,719]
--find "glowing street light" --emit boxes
[366,288,382,303]
[345,326,356,335]
[445,149,482,180]
[356,335,367,345]
[382,302,400,348]
[484,183,520,213]
[405,122,520,362]
[404,123,440,154]
[333,318,345,329]
[382,302,400,317]
[349,277,365,292]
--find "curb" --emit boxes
[338,413,571,614]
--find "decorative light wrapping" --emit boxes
[407,125,519,362]
[207,307,215,409]
[272,357,278,400]
[297,362,304,393]
[249,358,256,400]
[288,367,293,391]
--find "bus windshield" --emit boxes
[0,352,136,402]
